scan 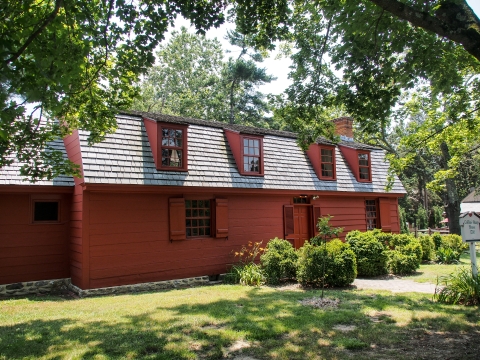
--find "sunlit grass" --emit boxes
[1,285,479,360]
[405,248,479,284]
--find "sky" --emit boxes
[172,0,480,96]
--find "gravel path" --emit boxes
[353,276,437,294]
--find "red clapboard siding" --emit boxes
[0,193,70,284]
[79,191,402,289]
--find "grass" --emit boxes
[405,247,480,284]
[1,285,479,360]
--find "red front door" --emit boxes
[292,206,311,249]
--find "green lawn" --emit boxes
[1,285,479,360]
[405,247,480,284]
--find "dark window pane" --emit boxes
[205,219,210,226]
[192,219,198,227]
[192,228,198,236]
[205,228,210,236]
[34,202,59,221]
[192,200,197,207]
[185,200,191,208]
[175,130,183,138]
[186,209,191,217]
[360,168,369,180]
[186,229,191,236]
[199,228,205,236]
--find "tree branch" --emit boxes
[368,0,480,61]
[4,0,63,66]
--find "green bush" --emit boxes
[431,233,443,250]
[434,268,480,305]
[260,238,298,284]
[434,234,467,264]
[387,250,419,275]
[346,230,388,277]
[385,233,422,274]
[418,235,436,261]
[296,240,357,287]
[326,239,357,286]
[441,234,468,254]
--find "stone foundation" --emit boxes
[0,279,70,297]
[68,276,211,298]
[0,275,217,298]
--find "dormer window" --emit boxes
[320,147,335,179]
[358,151,371,181]
[143,118,188,171]
[306,144,336,181]
[161,128,184,168]
[224,129,264,176]
[337,145,373,183]
[242,136,261,174]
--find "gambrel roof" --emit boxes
[0,139,74,186]
[75,112,405,193]
[0,111,405,194]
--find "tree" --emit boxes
[387,82,480,234]
[133,28,277,128]
[132,27,227,121]
[222,30,276,126]
[1,0,225,181]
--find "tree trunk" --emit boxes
[440,142,461,235]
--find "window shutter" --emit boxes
[284,205,294,239]
[312,206,321,236]
[169,198,186,241]
[215,198,229,238]
[379,198,392,232]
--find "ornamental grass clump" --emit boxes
[260,238,298,284]
[225,241,266,286]
[434,268,480,306]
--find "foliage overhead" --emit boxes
[1,0,226,181]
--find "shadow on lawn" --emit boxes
[1,287,479,360]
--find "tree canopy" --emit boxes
[1,0,226,181]
[2,0,480,185]
[133,28,276,128]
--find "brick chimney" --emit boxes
[332,117,354,140]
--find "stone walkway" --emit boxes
[353,276,437,294]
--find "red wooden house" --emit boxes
[0,112,405,292]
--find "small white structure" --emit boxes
[460,189,480,213]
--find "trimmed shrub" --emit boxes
[431,233,443,250]
[418,235,435,261]
[441,234,468,254]
[260,238,298,284]
[296,240,357,287]
[325,239,357,286]
[386,233,422,274]
[435,234,468,264]
[387,250,419,275]
[346,231,388,277]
